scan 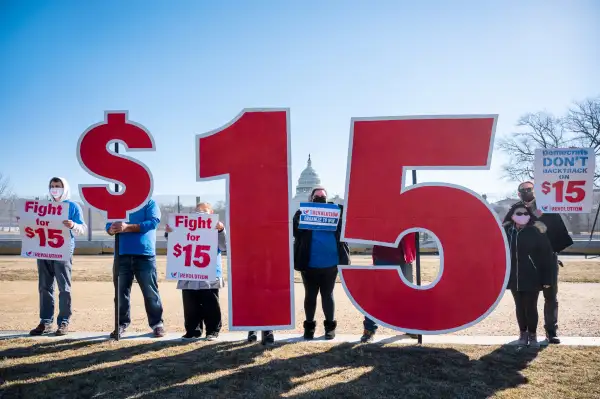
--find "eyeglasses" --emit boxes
[514,212,529,216]
[518,187,534,193]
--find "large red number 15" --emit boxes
[197,109,294,330]
[341,116,509,334]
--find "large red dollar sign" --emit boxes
[77,112,155,221]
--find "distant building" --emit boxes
[290,155,322,216]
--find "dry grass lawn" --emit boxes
[0,338,599,398]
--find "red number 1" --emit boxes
[196,109,293,330]
[341,116,509,333]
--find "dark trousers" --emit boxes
[37,258,73,325]
[543,282,559,334]
[301,266,338,322]
[511,289,540,333]
[117,255,164,329]
[182,289,222,334]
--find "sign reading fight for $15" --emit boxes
[166,213,219,281]
[534,148,595,213]
[18,199,71,261]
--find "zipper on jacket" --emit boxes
[528,255,537,269]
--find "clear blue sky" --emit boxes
[1,0,598,204]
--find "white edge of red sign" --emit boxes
[339,114,511,335]
[195,108,296,332]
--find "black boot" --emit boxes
[261,330,275,345]
[247,331,257,343]
[324,320,337,340]
[303,321,317,340]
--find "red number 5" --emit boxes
[340,116,509,334]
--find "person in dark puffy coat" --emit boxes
[504,204,556,348]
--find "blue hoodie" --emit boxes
[49,177,87,253]
[105,199,161,256]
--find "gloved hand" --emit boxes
[558,260,564,267]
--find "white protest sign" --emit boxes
[298,202,341,231]
[166,213,219,281]
[534,148,595,213]
[18,199,71,261]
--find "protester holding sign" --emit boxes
[165,203,226,341]
[29,177,87,337]
[504,204,557,348]
[106,199,165,338]
[293,187,350,340]
[360,236,417,343]
[504,181,573,344]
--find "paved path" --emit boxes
[1,331,599,346]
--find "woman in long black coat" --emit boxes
[504,204,556,348]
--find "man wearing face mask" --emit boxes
[165,202,226,341]
[503,181,573,344]
[29,177,87,337]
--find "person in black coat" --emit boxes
[293,187,350,340]
[503,181,574,343]
[504,204,557,348]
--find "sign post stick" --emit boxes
[113,142,121,340]
[412,170,423,345]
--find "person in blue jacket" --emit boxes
[106,199,165,338]
[30,177,87,337]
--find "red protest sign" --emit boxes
[340,116,509,334]
[197,109,294,330]
[76,112,155,221]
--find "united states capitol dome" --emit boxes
[295,155,321,195]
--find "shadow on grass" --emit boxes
[0,339,545,399]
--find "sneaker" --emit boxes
[181,331,202,341]
[110,325,127,339]
[29,323,52,336]
[406,333,419,339]
[206,332,219,341]
[247,331,258,342]
[55,322,69,336]
[528,332,540,348]
[360,329,375,343]
[153,326,166,338]
[517,331,528,346]
[546,330,561,344]
[261,330,275,345]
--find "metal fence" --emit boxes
[1,193,600,244]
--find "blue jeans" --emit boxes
[117,255,164,329]
[37,258,73,325]
[363,260,413,332]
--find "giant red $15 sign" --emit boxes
[77,112,155,221]
[77,109,509,333]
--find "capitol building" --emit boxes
[290,155,343,217]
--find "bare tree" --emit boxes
[499,96,600,184]
[497,112,568,181]
[563,96,600,182]
[0,173,10,199]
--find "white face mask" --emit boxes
[512,214,530,225]
[50,188,64,199]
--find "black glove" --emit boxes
[558,260,564,268]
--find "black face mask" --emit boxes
[521,192,535,202]
[313,196,327,203]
